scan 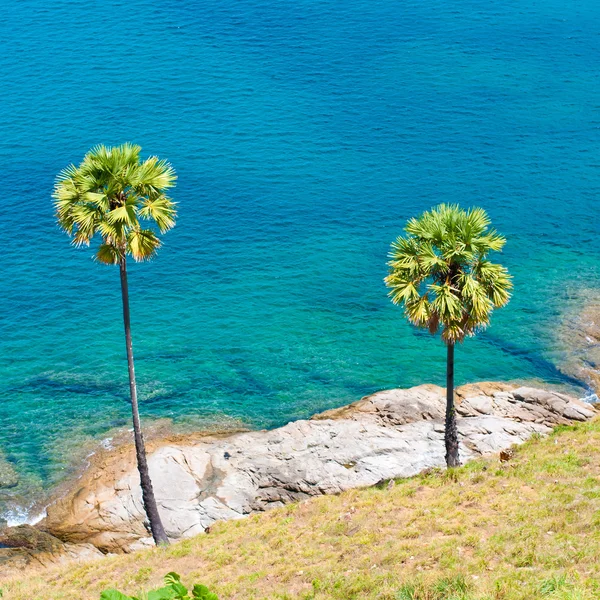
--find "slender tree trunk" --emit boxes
[445,342,460,468]
[119,257,170,546]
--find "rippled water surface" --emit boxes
[0,0,599,519]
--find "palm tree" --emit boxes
[53,143,177,545]
[385,204,512,468]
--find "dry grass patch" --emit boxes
[3,421,600,599]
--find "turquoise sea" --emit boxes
[0,0,599,521]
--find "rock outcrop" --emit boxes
[0,524,103,579]
[41,383,596,553]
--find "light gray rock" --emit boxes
[563,402,596,421]
[42,384,596,553]
[456,395,493,415]
[313,385,445,425]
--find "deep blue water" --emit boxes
[0,0,599,520]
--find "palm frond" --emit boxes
[465,206,490,233]
[385,273,421,304]
[106,197,139,227]
[134,157,177,194]
[97,219,125,243]
[96,243,121,265]
[475,230,506,253]
[405,295,431,327]
[127,228,161,262]
[139,196,177,233]
[71,204,102,242]
[430,283,462,320]
[441,321,465,343]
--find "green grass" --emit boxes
[3,420,600,600]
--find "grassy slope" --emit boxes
[3,421,600,600]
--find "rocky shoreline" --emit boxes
[558,298,600,398]
[1,381,595,578]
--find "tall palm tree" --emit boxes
[385,204,512,468]
[53,143,177,545]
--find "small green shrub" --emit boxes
[395,575,472,600]
[539,574,571,596]
[395,583,417,600]
[100,572,218,600]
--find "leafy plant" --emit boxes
[395,583,417,600]
[433,574,471,598]
[395,575,473,600]
[100,572,218,600]
[539,574,572,596]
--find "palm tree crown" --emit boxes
[385,204,512,343]
[53,143,177,262]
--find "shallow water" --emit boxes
[0,0,599,519]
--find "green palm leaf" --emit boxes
[127,228,161,262]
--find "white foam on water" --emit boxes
[3,508,47,527]
[2,502,47,527]
[582,392,599,405]
[100,437,114,450]
[4,507,30,527]
[26,510,47,526]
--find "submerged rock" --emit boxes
[0,452,19,489]
[41,383,596,553]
